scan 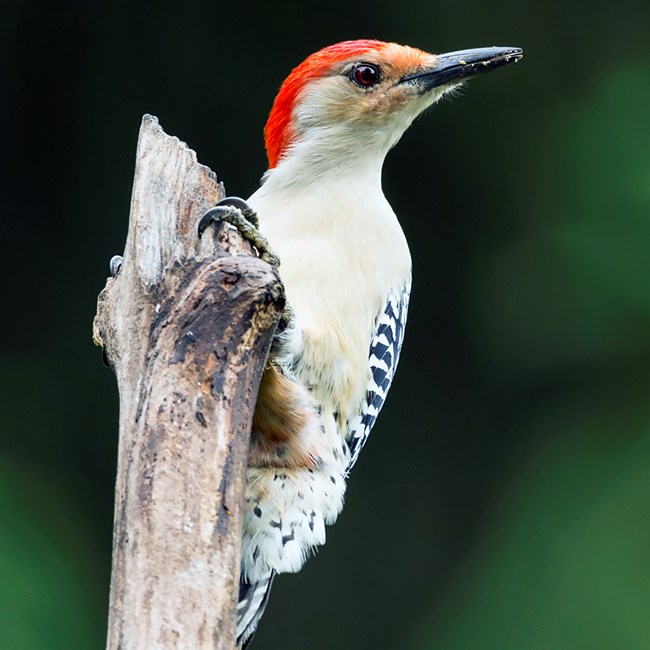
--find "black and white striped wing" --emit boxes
[237,573,275,648]
[345,277,411,474]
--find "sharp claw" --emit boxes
[197,206,225,238]
[215,196,259,227]
[216,196,252,212]
[197,199,258,238]
[110,255,123,277]
[197,198,280,269]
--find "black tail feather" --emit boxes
[237,572,276,648]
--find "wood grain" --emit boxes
[93,115,283,649]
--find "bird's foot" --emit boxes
[277,302,295,333]
[198,196,280,270]
[199,197,292,329]
[109,255,123,278]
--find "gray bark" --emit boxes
[93,114,283,649]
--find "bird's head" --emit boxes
[264,40,522,171]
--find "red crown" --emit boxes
[264,40,385,168]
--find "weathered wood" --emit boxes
[93,115,283,650]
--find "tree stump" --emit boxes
[93,115,283,649]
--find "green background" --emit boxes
[2,0,649,648]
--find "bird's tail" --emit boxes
[237,572,276,648]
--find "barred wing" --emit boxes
[345,278,411,474]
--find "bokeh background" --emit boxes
[2,0,650,648]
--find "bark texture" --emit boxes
[93,115,283,650]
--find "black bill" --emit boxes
[400,46,523,90]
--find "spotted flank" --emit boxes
[237,573,275,649]
[236,279,410,645]
[235,279,410,645]
[346,278,411,473]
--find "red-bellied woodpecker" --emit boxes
[199,39,523,647]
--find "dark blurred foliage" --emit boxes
[2,0,649,647]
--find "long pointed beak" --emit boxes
[400,46,523,91]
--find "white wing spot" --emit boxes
[345,277,411,474]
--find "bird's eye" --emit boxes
[349,63,381,88]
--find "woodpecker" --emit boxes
[199,39,523,647]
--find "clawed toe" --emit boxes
[197,205,229,238]
[198,196,259,238]
[110,255,123,278]
[215,196,259,227]
[197,196,280,269]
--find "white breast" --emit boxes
[248,166,411,419]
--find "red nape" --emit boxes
[264,40,385,169]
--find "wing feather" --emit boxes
[345,277,411,473]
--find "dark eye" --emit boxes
[349,63,381,88]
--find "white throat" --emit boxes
[260,124,394,196]
[246,112,413,419]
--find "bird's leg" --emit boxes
[198,197,294,330]
[198,196,280,269]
